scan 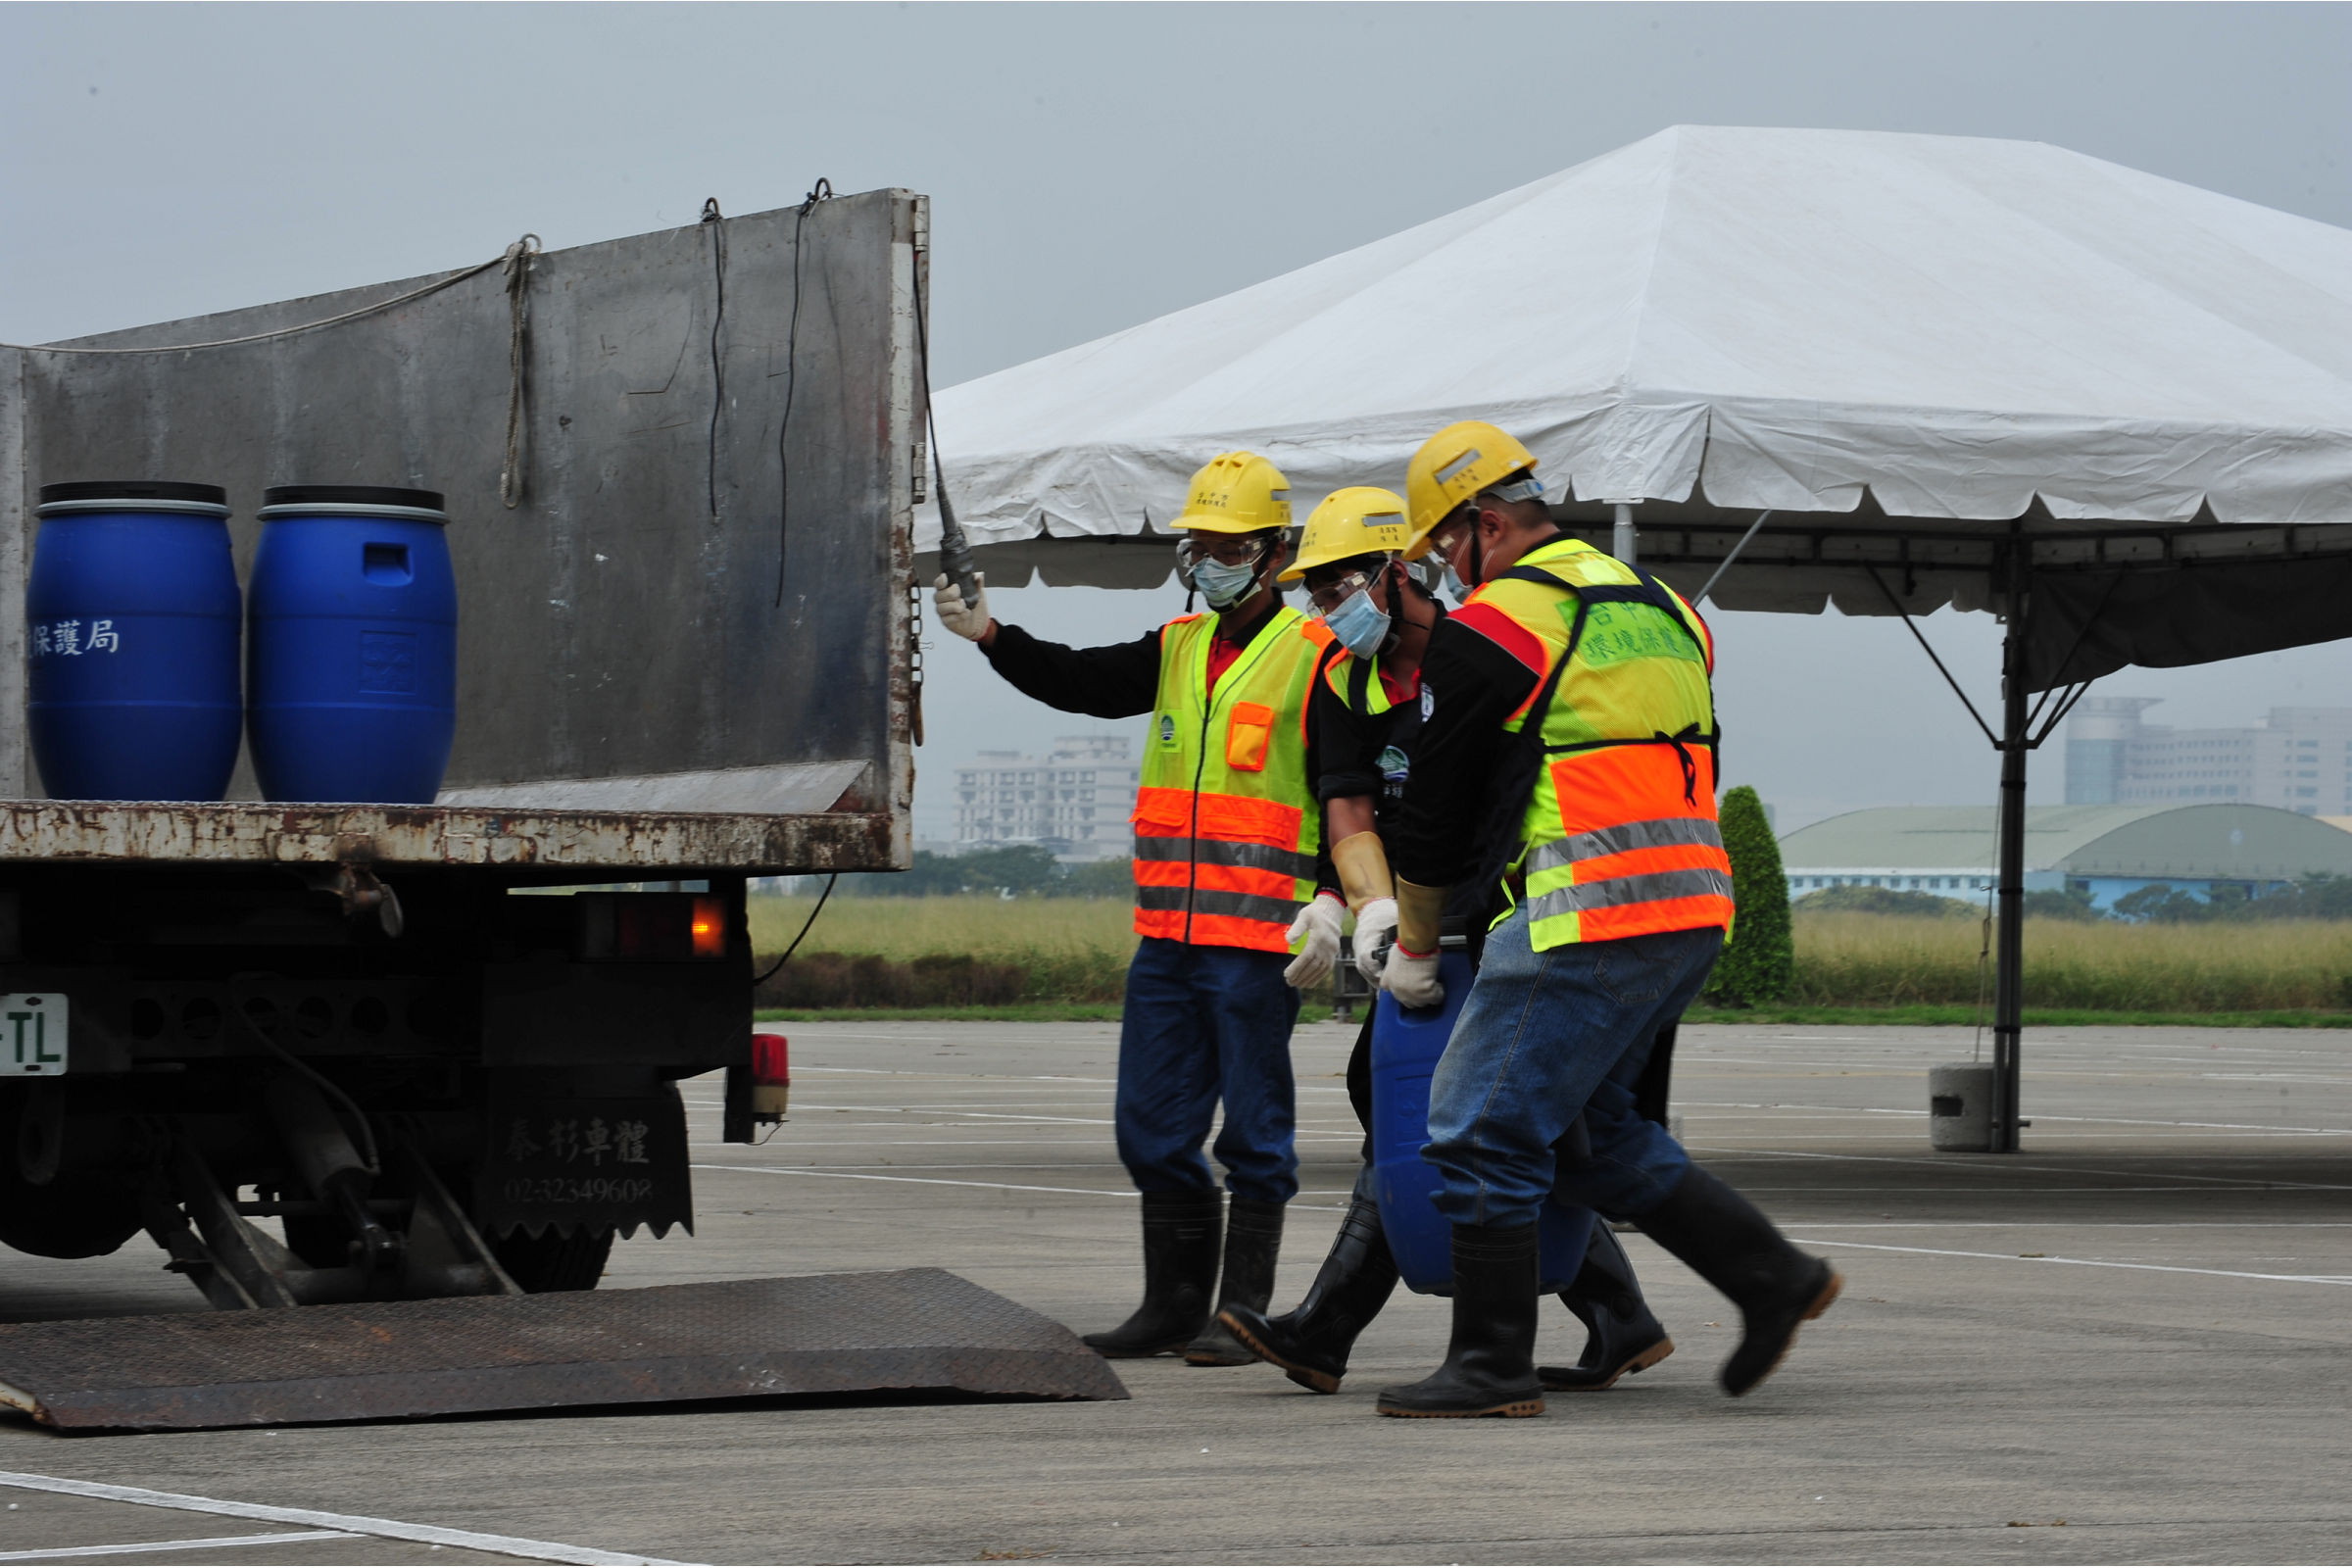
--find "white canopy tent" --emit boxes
[915,125,2352,1150]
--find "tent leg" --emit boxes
[1611,502,1637,564]
[1991,558,2030,1152]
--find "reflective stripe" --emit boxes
[1135,884,1302,927]
[1132,835,1318,880]
[1525,865,1736,924]
[1528,815,1725,874]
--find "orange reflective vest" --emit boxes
[1132,609,1335,953]
[1461,536,1733,950]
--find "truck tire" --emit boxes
[0,1171,143,1259]
[489,1226,614,1293]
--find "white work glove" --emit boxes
[1351,896,1398,986]
[1381,940,1445,1010]
[1282,893,1346,989]
[932,572,993,642]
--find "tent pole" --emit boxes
[1992,544,2030,1153]
[1611,501,1638,564]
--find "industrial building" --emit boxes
[2065,699,2352,814]
[1779,804,2352,911]
[951,735,1140,861]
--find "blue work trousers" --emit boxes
[1115,936,1301,1203]
[1425,911,1723,1228]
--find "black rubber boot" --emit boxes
[1083,1191,1222,1358]
[1540,1217,1675,1391]
[1375,1222,1545,1418]
[1184,1197,1285,1365]
[1634,1163,1842,1396]
[1219,1193,1400,1392]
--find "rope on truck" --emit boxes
[2,236,540,355]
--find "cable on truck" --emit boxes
[774,177,832,607]
[752,872,840,988]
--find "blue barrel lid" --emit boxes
[259,484,448,524]
[37,479,229,516]
[263,484,444,511]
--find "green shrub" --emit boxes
[1705,785,1792,1005]
[1794,885,1979,919]
[2023,886,2102,921]
[755,951,1031,1009]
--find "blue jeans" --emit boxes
[1116,937,1301,1203]
[1424,912,1723,1228]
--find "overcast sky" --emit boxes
[6,3,2347,835]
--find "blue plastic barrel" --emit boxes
[1370,948,1594,1296]
[26,481,243,802]
[247,485,458,804]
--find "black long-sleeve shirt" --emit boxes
[1314,606,1450,823]
[1387,609,1544,888]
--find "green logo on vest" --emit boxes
[1158,713,1176,745]
[1578,602,1704,668]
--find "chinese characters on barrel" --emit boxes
[32,619,122,658]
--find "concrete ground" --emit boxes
[2,1020,2349,1565]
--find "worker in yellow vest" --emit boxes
[933,452,1341,1364]
[1217,486,1676,1397]
[1371,421,1841,1419]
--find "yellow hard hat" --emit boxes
[1173,451,1292,535]
[1403,420,1541,554]
[1278,487,1411,582]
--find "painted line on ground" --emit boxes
[0,1530,357,1561]
[695,1164,1133,1198]
[1689,1144,2352,1191]
[693,1164,1348,1211]
[1787,1220,2352,1230]
[0,1474,693,1567]
[792,1064,1118,1083]
[1683,1101,2352,1137]
[1791,1237,2352,1286]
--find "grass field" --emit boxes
[749,894,2352,1016]
[1789,910,2352,1012]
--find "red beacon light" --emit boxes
[750,1032,790,1120]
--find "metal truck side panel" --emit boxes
[5,194,918,873]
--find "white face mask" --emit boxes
[1191,556,1262,610]
[1323,585,1393,660]
[1440,564,1468,604]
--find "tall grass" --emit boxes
[751,895,2352,1013]
[1790,911,2352,1012]
[751,894,1136,1006]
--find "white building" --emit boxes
[952,735,1139,861]
[2066,700,2352,816]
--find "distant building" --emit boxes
[2065,699,2352,816]
[1778,804,2352,912]
[952,735,1139,861]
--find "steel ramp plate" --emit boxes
[0,1268,1128,1431]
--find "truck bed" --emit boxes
[1,191,920,876]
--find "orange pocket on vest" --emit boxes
[1226,702,1274,772]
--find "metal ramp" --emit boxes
[0,1269,1127,1431]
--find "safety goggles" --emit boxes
[1426,513,1476,567]
[1301,564,1382,615]
[1176,534,1276,570]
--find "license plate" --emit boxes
[0,994,67,1075]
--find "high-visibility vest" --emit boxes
[1461,536,1733,951]
[1132,609,1335,953]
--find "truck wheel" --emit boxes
[489,1226,614,1292]
[0,1173,143,1259]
